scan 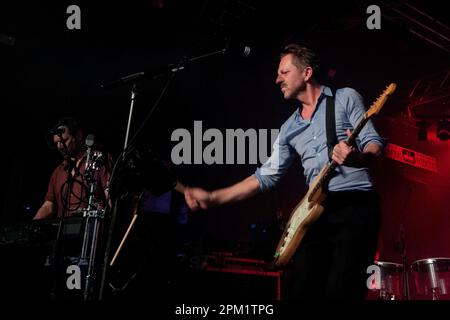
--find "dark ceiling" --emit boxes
[1,1,448,118]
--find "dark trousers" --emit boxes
[283,190,381,300]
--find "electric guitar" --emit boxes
[273,83,397,267]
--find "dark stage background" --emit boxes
[0,0,449,301]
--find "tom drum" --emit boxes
[368,261,404,300]
[410,258,450,300]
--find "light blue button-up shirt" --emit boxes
[254,86,385,192]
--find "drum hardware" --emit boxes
[83,209,105,219]
[389,223,410,300]
[398,225,410,300]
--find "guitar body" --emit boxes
[273,83,397,267]
[273,165,328,267]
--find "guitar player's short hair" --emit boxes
[280,44,321,75]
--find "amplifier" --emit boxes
[172,253,282,301]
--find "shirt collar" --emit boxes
[321,85,333,97]
[294,85,332,122]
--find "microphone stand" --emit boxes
[98,83,140,300]
[123,84,138,160]
[97,47,230,300]
[79,148,105,301]
[97,81,140,300]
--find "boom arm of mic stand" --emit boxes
[100,48,226,89]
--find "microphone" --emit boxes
[85,134,95,148]
[84,134,95,173]
[224,43,252,58]
[85,134,105,168]
[242,46,251,57]
[50,126,66,135]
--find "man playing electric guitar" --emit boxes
[184,44,386,300]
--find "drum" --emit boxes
[367,261,404,300]
[410,258,450,300]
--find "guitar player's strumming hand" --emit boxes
[184,186,215,211]
[184,176,261,212]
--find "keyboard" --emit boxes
[0,216,83,247]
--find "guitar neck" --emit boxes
[329,115,370,171]
[308,115,371,200]
[345,115,370,146]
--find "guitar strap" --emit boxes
[326,88,337,161]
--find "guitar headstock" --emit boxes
[365,83,397,119]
